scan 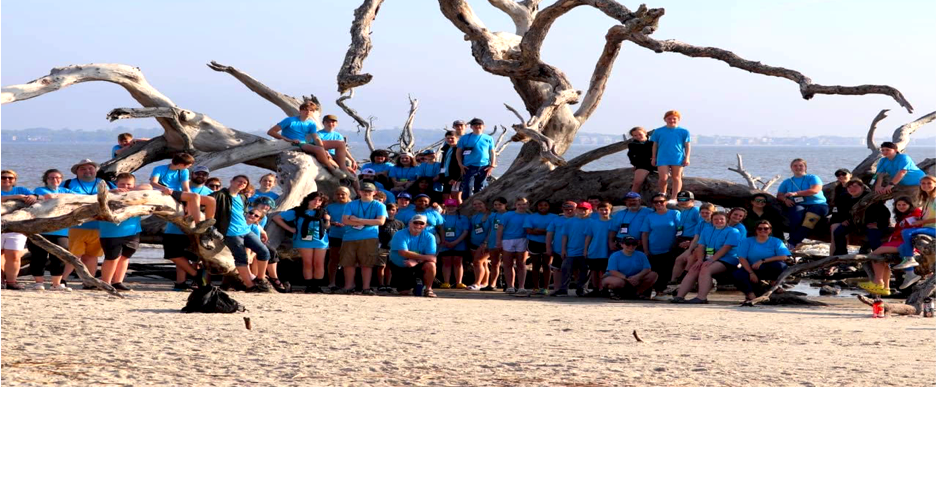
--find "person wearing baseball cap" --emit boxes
[457,118,496,199]
[59,159,117,287]
[189,165,214,196]
[388,213,438,297]
[338,181,388,295]
[601,236,656,300]
[609,191,651,252]
[317,115,359,172]
[551,201,592,296]
[545,200,577,293]
[874,141,926,196]
[438,198,471,289]
[360,168,396,205]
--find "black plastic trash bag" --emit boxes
[181,285,246,314]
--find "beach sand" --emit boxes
[2,285,934,386]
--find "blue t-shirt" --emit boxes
[699,226,742,266]
[562,217,593,257]
[111,144,122,158]
[548,215,573,253]
[877,154,925,186]
[606,250,652,277]
[279,209,329,249]
[610,207,651,239]
[278,116,318,142]
[99,216,142,238]
[640,209,681,255]
[150,165,190,192]
[316,130,344,155]
[500,211,529,241]
[778,175,827,205]
[32,186,74,236]
[191,185,214,196]
[470,213,490,246]
[486,211,507,248]
[440,214,471,252]
[585,219,614,259]
[341,199,388,242]
[325,203,349,239]
[375,183,396,204]
[649,126,691,166]
[676,205,701,237]
[457,133,495,167]
[738,236,791,265]
[389,229,437,267]
[418,161,442,179]
[523,213,556,243]
[63,178,116,230]
[252,190,280,203]
[362,162,394,174]
[733,223,747,237]
[2,186,33,197]
[225,193,250,237]
[389,166,421,183]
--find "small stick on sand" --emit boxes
[244,317,252,330]
[633,330,643,343]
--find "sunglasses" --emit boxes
[835,173,848,177]
[753,199,767,203]
[247,213,262,218]
[208,184,222,189]
[412,222,426,225]
[652,200,666,204]
[1,176,15,180]
[756,227,772,231]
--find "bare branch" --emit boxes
[866,109,889,152]
[627,34,914,113]
[26,234,121,297]
[505,103,564,166]
[488,0,536,35]
[1,63,175,107]
[207,61,302,117]
[758,175,782,193]
[566,140,629,170]
[398,94,419,153]
[727,154,758,189]
[96,181,117,224]
[99,137,171,176]
[337,0,385,93]
[892,109,936,150]
[335,89,375,152]
[106,106,196,152]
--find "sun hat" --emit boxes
[71,159,99,175]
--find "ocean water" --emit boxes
[2,141,933,190]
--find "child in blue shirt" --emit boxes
[650,110,691,201]
[99,173,149,291]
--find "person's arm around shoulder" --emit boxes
[271,213,297,235]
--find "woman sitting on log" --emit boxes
[893,175,936,289]
[742,193,787,239]
[668,202,714,286]
[727,207,748,237]
[732,220,792,301]
[777,158,828,249]
[670,211,741,304]
[389,152,419,193]
[860,196,922,296]
[211,175,272,293]
[829,179,890,257]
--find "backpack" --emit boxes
[181,285,246,314]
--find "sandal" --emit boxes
[424,289,437,298]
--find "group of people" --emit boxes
[2,102,933,302]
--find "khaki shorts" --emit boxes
[339,238,379,268]
[68,228,104,257]
[377,248,390,266]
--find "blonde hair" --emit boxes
[260,173,277,182]
[790,158,807,169]
[699,202,716,212]
[1,169,17,179]
[664,110,681,120]
[919,175,936,201]
[629,126,647,137]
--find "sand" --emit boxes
[1,284,934,386]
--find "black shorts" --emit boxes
[632,163,657,173]
[442,180,461,194]
[101,234,140,260]
[527,240,547,255]
[268,245,280,264]
[328,237,343,249]
[163,233,197,260]
[438,250,464,258]
[390,262,422,292]
[171,190,185,203]
[587,257,608,272]
[550,253,563,269]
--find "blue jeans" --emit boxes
[224,232,270,266]
[732,261,787,294]
[560,255,589,291]
[461,165,489,200]
[898,227,936,258]
[785,203,829,246]
[832,223,885,255]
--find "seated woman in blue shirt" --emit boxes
[776,158,828,248]
[671,211,741,304]
[732,220,792,301]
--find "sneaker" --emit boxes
[33,283,46,291]
[550,289,568,297]
[336,288,356,295]
[505,287,516,294]
[515,288,530,295]
[900,270,922,290]
[480,286,495,292]
[5,282,24,290]
[466,284,480,291]
[361,288,376,296]
[440,282,452,289]
[455,283,467,289]
[686,297,708,304]
[321,285,334,294]
[670,296,686,304]
[305,284,321,294]
[584,288,603,298]
[111,282,133,292]
[895,257,920,270]
[377,286,390,293]
[537,288,549,296]
[50,284,72,292]
[256,279,275,293]
[575,288,585,297]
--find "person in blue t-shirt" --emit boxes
[324,187,352,292]
[59,159,118,287]
[272,191,330,293]
[340,182,388,295]
[267,101,353,178]
[317,115,359,172]
[672,211,742,304]
[149,152,217,226]
[776,158,828,248]
[251,173,281,204]
[641,193,682,295]
[583,201,615,295]
[480,197,508,292]
[524,199,556,295]
[497,197,531,294]
[361,149,394,176]
[1,169,41,290]
[466,199,493,291]
[552,202,594,297]
[438,199,471,289]
[650,110,692,201]
[670,202,715,285]
[416,149,443,192]
[112,132,149,159]
[389,214,438,297]
[874,141,926,194]
[732,220,792,301]
[457,118,497,199]
[546,201,577,293]
[98,173,149,291]
[608,192,651,251]
[600,236,657,300]
[728,207,748,237]
[213,175,271,292]
[389,153,420,193]
[27,169,74,291]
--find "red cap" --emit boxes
[443,199,458,207]
[577,201,592,210]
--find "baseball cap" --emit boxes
[624,191,641,200]
[192,165,210,174]
[453,120,466,126]
[323,114,339,122]
[676,191,694,201]
[443,199,458,207]
[577,201,592,210]
[360,182,377,192]
[415,193,430,200]
[398,192,412,200]
[834,168,851,177]
[622,236,640,246]
[561,200,577,209]
[361,168,377,175]
[468,118,484,126]
[410,214,428,224]
[419,149,435,156]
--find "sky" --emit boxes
[2,0,934,139]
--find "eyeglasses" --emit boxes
[756,227,772,231]
[412,222,426,226]
[652,200,666,204]
[208,184,222,189]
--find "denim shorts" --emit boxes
[224,232,270,266]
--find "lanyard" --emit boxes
[358,200,376,219]
[75,178,98,195]
[707,227,730,249]
[790,176,808,191]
